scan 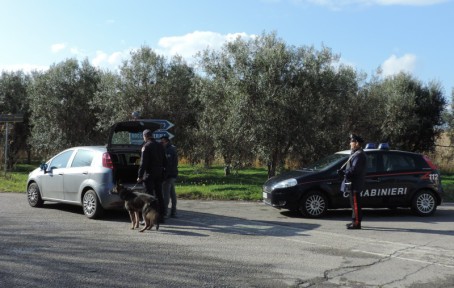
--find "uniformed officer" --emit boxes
[137,129,167,223]
[338,134,367,229]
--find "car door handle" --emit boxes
[368,178,381,183]
[82,171,88,175]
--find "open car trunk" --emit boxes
[107,120,161,189]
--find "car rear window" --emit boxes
[111,131,143,145]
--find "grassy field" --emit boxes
[0,163,268,201]
[1,163,453,202]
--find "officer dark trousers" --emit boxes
[349,190,362,226]
[143,175,165,221]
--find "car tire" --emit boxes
[27,182,43,207]
[299,191,327,218]
[82,190,104,219]
[411,190,437,216]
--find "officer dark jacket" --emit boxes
[138,139,167,179]
[164,143,178,179]
[341,148,367,192]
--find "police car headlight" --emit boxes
[272,178,297,190]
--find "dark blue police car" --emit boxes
[262,144,443,218]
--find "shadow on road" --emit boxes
[39,200,454,238]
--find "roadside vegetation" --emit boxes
[1,31,452,181]
[0,163,268,201]
[2,163,453,203]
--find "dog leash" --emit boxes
[131,182,140,190]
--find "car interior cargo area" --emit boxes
[110,152,141,185]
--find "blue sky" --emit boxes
[1,0,453,99]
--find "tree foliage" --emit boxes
[27,59,102,157]
[194,32,364,176]
[91,47,199,157]
[0,71,30,168]
[0,32,448,173]
[378,73,446,152]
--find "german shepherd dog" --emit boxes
[115,184,160,232]
[141,201,160,232]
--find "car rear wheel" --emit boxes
[82,190,104,219]
[27,183,43,207]
[299,191,327,218]
[411,190,437,216]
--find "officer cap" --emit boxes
[350,134,364,143]
[143,129,153,138]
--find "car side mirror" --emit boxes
[40,163,48,174]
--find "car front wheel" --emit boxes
[299,191,327,218]
[411,190,437,216]
[27,182,43,207]
[82,190,104,219]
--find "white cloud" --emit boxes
[92,51,108,67]
[380,53,417,76]
[51,43,66,53]
[5,31,258,73]
[0,64,48,73]
[90,50,129,69]
[108,52,123,65]
[156,31,257,60]
[69,47,83,56]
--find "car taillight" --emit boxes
[423,155,438,170]
[102,153,114,169]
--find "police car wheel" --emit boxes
[299,191,327,218]
[411,190,437,217]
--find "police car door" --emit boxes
[361,152,387,207]
[363,152,409,208]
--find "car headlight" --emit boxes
[272,178,297,190]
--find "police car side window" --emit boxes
[366,153,378,173]
[384,153,415,171]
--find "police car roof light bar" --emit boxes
[365,143,376,149]
[378,143,390,150]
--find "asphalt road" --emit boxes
[1,193,454,288]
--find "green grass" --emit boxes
[0,163,268,201]
[0,163,36,192]
[441,173,454,202]
[176,165,267,201]
[2,163,453,203]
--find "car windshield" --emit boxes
[302,153,348,171]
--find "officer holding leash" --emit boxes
[338,134,367,229]
[137,129,167,224]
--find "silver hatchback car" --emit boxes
[26,120,161,219]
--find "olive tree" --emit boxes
[92,47,198,156]
[0,71,31,167]
[28,59,101,157]
[379,73,446,152]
